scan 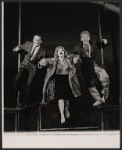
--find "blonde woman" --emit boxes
[38,46,81,124]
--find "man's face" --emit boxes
[80,34,90,44]
[57,48,65,57]
[33,35,42,46]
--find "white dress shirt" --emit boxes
[30,45,40,60]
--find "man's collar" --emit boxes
[33,44,40,47]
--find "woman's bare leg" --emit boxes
[58,99,65,124]
[65,100,70,119]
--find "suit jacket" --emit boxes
[74,42,98,88]
[74,41,107,67]
[19,41,46,69]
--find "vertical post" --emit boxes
[100,108,104,131]
[2,1,4,133]
[37,104,41,131]
[98,7,104,66]
[15,111,17,131]
[37,105,40,131]
[17,2,21,107]
[16,2,21,131]
[17,109,20,131]
[39,104,41,131]
[18,2,21,69]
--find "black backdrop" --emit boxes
[4,2,120,107]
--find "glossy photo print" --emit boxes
[1,1,121,149]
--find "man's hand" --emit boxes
[102,39,107,45]
[83,42,90,50]
[83,42,91,57]
[73,57,79,64]
[38,58,47,68]
[73,55,82,64]
[13,46,21,52]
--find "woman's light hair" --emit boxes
[80,31,90,38]
[54,46,68,59]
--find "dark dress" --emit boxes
[55,74,72,100]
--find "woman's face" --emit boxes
[57,48,65,57]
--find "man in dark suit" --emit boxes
[74,31,109,106]
[13,34,47,107]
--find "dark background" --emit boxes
[4,2,120,107]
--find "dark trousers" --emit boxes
[13,64,37,106]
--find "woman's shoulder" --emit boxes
[67,54,79,59]
[47,57,56,64]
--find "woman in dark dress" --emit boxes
[38,46,81,124]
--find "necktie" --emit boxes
[31,46,37,56]
[30,46,39,61]
[83,44,91,57]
